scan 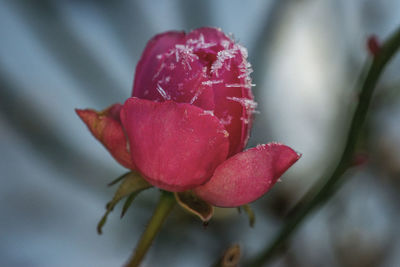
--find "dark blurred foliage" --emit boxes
[1,1,400,266]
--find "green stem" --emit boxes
[125,191,175,267]
[248,25,400,266]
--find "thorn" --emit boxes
[367,35,380,56]
[351,152,369,167]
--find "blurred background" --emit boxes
[1,0,400,266]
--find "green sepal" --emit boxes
[175,191,214,222]
[242,204,255,227]
[120,191,141,218]
[107,171,130,187]
[97,171,152,234]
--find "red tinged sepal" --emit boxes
[194,143,301,207]
[121,97,230,192]
[76,104,134,169]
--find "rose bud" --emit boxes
[77,27,300,207]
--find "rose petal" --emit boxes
[188,27,256,156]
[211,46,255,156]
[76,104,134,169]
[133,31,215,111]
[194,143,300,207]
[132,27,255,156]
[133,31,185,97]
[121,97,230,192]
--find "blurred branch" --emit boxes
[212,244,241,267]
[247,24,400,266]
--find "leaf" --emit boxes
[107,171,130,186]
[175,191,214,222]
[242,204,255,227]
[120,191,141,218]
[97,171,152,234]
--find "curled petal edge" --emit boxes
[194,143,301,207]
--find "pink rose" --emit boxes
[77,27,300,207]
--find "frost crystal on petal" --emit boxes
[240,117,250,124]
[221,40,231,49]
[200,110,215,116]
[225,83,255,89]
[158,76,171,85]
[211,48,238,76]
[174,44,199,70]
[201,80,223,86]
[156,84,171,100]
[237,61,254,91]
[190,87,205,104]
[238,44,248,58]
[217,129,229,138]
[220,115,233,125]
[187,33,217,50]
[152,62,166,81]
[226,97,258,112]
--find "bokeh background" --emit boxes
[1,0,400,266]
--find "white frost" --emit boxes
[202,80,223,86]
[200,110,215,116]
[211,48,238,76]
[240,117,250,124]
[186,33,216,50]
[226,96,258,111]
[152,62,166,81]
[226,83,256,88]
[156,84,171,100]
[189,87,205,104]
[220,115,233,125]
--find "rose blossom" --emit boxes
[76,27,300,207]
